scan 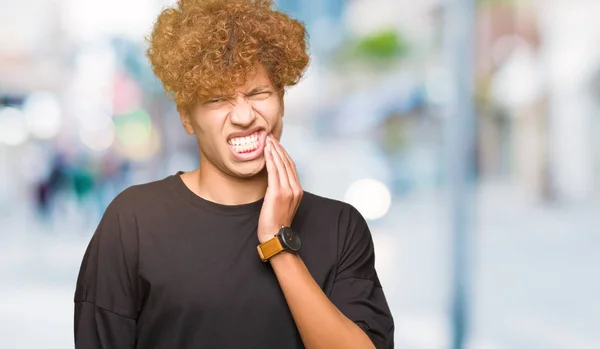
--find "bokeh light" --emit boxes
[22,92,63,139]
[344,178,392,220]
[0,107,29,146]
[115,108,160,161]
[79,119,116,152]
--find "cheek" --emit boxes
[195,117,228,152]
[253,100,283,129]
[272,123,283,139]
[197,134,230,164]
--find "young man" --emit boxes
[73,1,394,348]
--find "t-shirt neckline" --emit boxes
[169,171,264,216]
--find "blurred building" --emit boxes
[474,0,600,203]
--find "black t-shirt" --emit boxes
[74,173,394,348]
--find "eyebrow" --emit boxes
[204,85,271,103]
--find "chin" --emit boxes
[229,160,266,179]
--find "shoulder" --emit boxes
[299,191,376,278]
[300,190,364,220]
[299,190,367,234]
[106,175,174,215]
[88,175,175,249]
[94,175,175,242]
[300,190,348,211]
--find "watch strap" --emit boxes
[257,236,285,262]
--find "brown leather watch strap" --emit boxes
[257,236,284,262]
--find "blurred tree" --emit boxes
[354,29,408,61]
[333,28,409,67]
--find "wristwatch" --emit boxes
[257,226,301,262]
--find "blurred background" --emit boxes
[1,0,599,348]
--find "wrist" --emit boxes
[258,231,277,245]
[257,226,301,262]
[268,249,299,264]
[257,224,286,244]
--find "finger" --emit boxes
[268,137,291,190]
[269,136,296,188]
[264,140,280,189]
[277,142,301,186]
[279,146,303,213]
[269,137,303,212]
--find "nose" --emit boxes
[229,98,257,127]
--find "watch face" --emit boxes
[280,226,301,252]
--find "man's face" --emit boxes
[181,64,284,179]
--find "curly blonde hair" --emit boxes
[146,0,310,111]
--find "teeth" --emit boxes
[228,132,261,153]
[228,133,258,146]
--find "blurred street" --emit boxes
[2,0,600,348]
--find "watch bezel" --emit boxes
[277,226,301,252]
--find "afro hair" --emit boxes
[146,0,310,111]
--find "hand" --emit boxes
[257,134,303,244]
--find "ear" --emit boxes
[278,88,285,118]
[179,109,195,135]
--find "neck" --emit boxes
[181,161,268,206]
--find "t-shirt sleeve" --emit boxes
[329,204,395,349]
[74,194,139,349]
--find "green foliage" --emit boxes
[354,29,408,60]
[331,28,409,69]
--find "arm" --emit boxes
[269,252,376,349]
[74,195,139,349]
[259,135,393,348]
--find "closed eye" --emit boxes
[249,91,271,99]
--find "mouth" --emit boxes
[227,129,267,161]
